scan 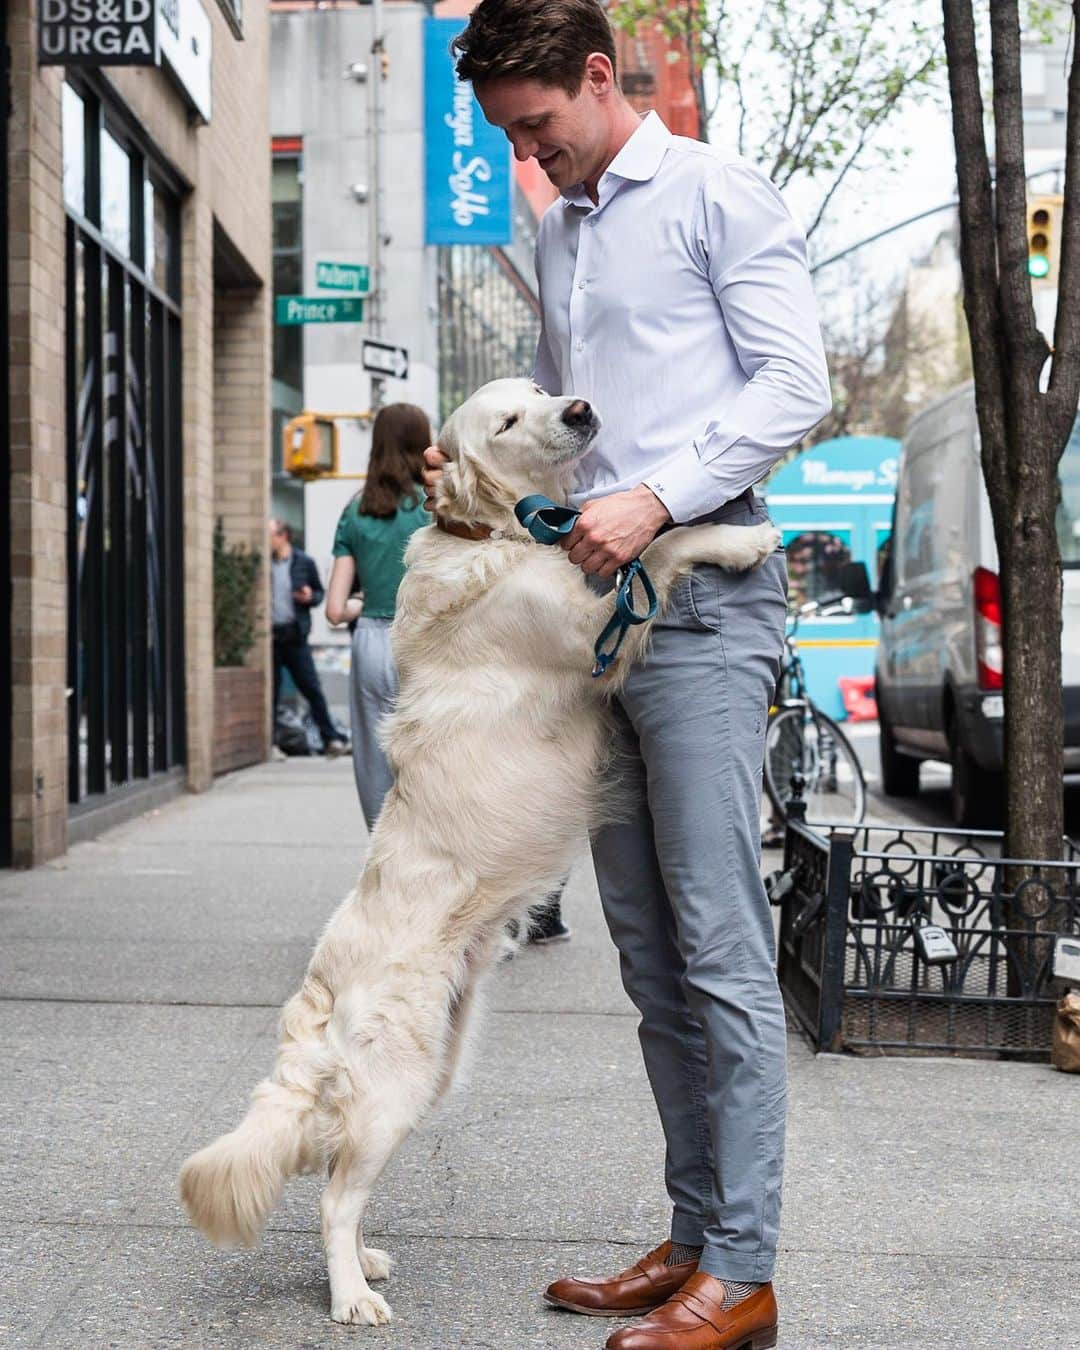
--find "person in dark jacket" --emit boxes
[269,518,347,756]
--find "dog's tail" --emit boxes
[178,976,334,1248]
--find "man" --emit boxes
[426,4,830,1346]
[269,519,348,758]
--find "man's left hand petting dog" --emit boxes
[178,379,781,1327]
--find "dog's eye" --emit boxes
[497,415,519,435]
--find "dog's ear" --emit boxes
[433,426,509,523]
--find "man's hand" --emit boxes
[292,584,314,605]
[422,445,448,512]
[562,485,672,578]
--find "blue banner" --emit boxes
[424,17,512,246]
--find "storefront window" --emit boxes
[62,83,85,216]
[272,154,304,404]
[100,126,131,257]
[144,178,178,298]
[63,77,186,806]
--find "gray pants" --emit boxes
[591,503,788,1284]
[349,617,397,831]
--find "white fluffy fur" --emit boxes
[178,379,780,1326]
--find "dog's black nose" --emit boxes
[562,399,594,428]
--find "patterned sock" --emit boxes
[719,1281,762,1309]
[665,1243,704,1266]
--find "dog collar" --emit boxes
[435,516,497,542]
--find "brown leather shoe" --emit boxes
[544,1241,699,1317]
[604,1273,778,1349]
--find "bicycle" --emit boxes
[763,595,868,826]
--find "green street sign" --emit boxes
[275,295,364,325]
[315,261,371,294]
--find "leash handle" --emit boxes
[514,494,581,544]
[513,494,658,679]
[591,559,658,678]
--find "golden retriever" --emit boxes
[178,379,780,1326]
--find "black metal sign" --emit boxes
[39,0,159,67]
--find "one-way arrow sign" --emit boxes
[362,339,409,380]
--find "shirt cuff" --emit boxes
[642,447,730,524]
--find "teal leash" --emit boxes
[514,494,658,678]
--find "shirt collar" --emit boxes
[561,111,672,208]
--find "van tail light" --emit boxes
[974,566,1003,690]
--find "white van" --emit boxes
[875,381,1080,825]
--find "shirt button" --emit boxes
[577,281,586,290]
[576,340,584,351]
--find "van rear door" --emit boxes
[1058,417,1080,748]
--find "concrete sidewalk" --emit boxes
[1,759,1077,1349]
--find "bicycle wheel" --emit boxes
[764,704,867,825]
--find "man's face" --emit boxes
[476,65,610,191]
[269,522,287,555]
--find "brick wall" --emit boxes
[5,0,272,863]
[7,1,68,865]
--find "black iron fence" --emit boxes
[436,244,541,425]
[769,813,1080,1058]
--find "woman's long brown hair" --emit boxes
[358,403,433,518]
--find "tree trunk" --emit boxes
[998,457,1064,863]
[943,0,1080,869]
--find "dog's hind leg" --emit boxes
[322,1124,404,1325]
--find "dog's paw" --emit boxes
[358,1245,393,1281]
[331,1289,393,1326]
[725,522,782,571]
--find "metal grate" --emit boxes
[770,817,1080,1059]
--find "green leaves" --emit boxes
[213,518,262,668]
[610,0,945,237]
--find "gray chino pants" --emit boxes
[590,498,788,1284]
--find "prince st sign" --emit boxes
[40,0,159,65]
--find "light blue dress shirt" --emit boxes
[533,112,832,523]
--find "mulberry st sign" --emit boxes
[39,0,159,65]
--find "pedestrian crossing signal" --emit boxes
[1026,194,1062,286]
[284,413,337,478]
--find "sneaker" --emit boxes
[323,739,349,758]
[528,916,572,945]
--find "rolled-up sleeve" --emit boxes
[642,163,831,522]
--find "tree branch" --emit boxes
[943,0,1009,505]
[989,2,1046,362]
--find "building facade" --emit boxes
[3,0,272,866]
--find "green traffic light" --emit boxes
[1028,254,1051,278]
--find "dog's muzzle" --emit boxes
[562,399,599,434]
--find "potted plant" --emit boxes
[212,518,266,775]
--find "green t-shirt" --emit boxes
[332,492,430,618]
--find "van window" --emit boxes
[1058,414,1080,567]
[894,448,939,584]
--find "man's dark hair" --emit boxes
[450,0,617,97]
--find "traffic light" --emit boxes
[1027,193,1063,287]
[283,412,337,478]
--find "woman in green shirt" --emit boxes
[326,403,432,829]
